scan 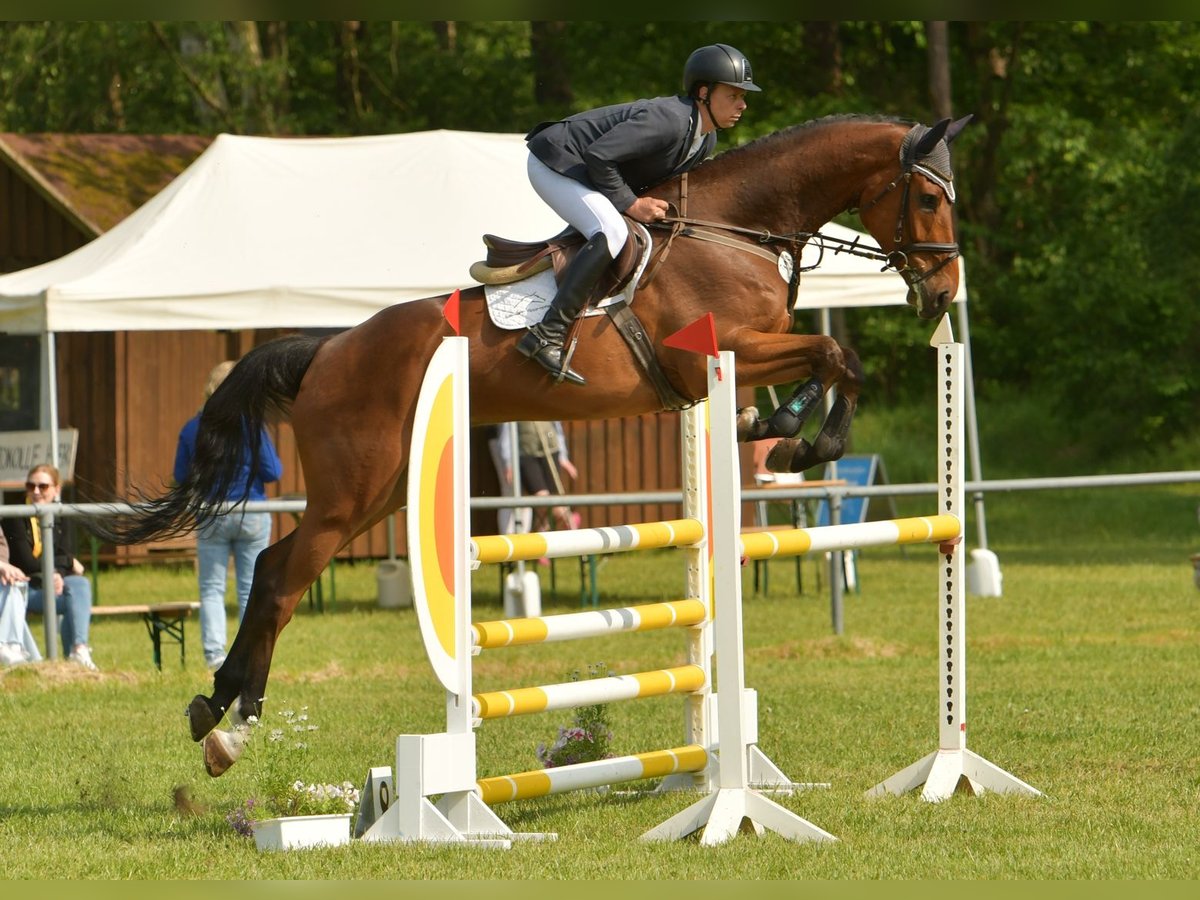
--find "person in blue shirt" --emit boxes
[174,360,282,671]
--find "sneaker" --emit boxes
[68,644,99,672]
[207,655,226,672]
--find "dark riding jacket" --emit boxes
[527,95,717,213]
[1,515,74,589]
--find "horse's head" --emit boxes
[857,115,972,319]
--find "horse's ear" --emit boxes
[914,118,950,157]
[944,114,974,145]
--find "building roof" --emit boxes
[0,133,212,235]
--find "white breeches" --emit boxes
[527,153,629,258]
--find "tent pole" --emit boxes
[955,291,989,550]
[38,330,61,658]
[42,330,60,465]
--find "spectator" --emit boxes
[1,464,96,669]
[174,360,282,672]
[495,421,580,535]
[0,530,38,666]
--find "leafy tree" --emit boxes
[1,20,1197,455]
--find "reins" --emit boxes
[640,127,963,293]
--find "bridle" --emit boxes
[858,132,961,289]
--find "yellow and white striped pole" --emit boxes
[472,599,708,649]
[471,518,704,565]
[739,514,961,561]
[472,664,707,719]
[478,745,710,805]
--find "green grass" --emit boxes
[1,478,1197,879]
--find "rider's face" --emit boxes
[701,83,748,130]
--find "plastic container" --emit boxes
[376,559,413,609]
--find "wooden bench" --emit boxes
[89,602,200,670]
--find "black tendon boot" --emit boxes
[516,233,614,386]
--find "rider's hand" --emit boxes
[627,197,670,223]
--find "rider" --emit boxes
[517,43,761,386]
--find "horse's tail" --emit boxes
[88,335,323,546]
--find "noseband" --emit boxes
[861,129,961,289]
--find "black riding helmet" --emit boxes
[682,43,762,96]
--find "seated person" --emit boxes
[0,464,97,670]
[0,530,37,666]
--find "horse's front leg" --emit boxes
[767,346,864,473]
[725,330,864,473]
[186,527,334,777]
[735,375,826,442]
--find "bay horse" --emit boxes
[90,113,970,777]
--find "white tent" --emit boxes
[0,131,569,334]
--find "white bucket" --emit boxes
[503,568,542,618]
[375,559,413,609]
[967,548,1003,598]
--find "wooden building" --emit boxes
[0,134,740,566]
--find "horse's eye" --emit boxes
[918,193,939,213]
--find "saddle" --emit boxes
[470,219,690,411]
[469,219,647,307]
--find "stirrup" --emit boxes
[556,335,583,385]
[517,334,586,386]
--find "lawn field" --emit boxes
[1,484,1197,880]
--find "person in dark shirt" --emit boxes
[516,43,761,386]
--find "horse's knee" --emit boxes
[840,347,865,389]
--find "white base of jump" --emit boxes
[357,732,561,848]
[360,789,534,849]
[867,748,1042,802]
[748,744,831,793]
[642,785,835,846]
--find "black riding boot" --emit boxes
[516,233,614,386]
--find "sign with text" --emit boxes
[0,429,79,487]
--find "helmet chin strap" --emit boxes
[698,85,723,132]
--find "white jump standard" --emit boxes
[359,336,832,847]
[866,315,1041,802]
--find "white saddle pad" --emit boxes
[484,223,653,331]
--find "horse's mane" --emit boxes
[702,113,916,169]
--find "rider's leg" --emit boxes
[522,154,628,386]
[516,234,612,385]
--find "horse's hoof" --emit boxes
[768,437,829,474]
[202,729,241,778]
[765,438,802,473]
[187,695,220,742]
[735,407,762,442]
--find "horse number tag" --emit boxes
[777,250,794,284]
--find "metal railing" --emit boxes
[5,468,1197,659]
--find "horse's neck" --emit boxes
[686,123,900,232]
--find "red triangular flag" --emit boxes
[663,312,718,358]
[443,289,461,336]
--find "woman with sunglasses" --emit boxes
[0,464,96,670]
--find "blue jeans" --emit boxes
[26,574,93,652]
[196,511,272,665]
